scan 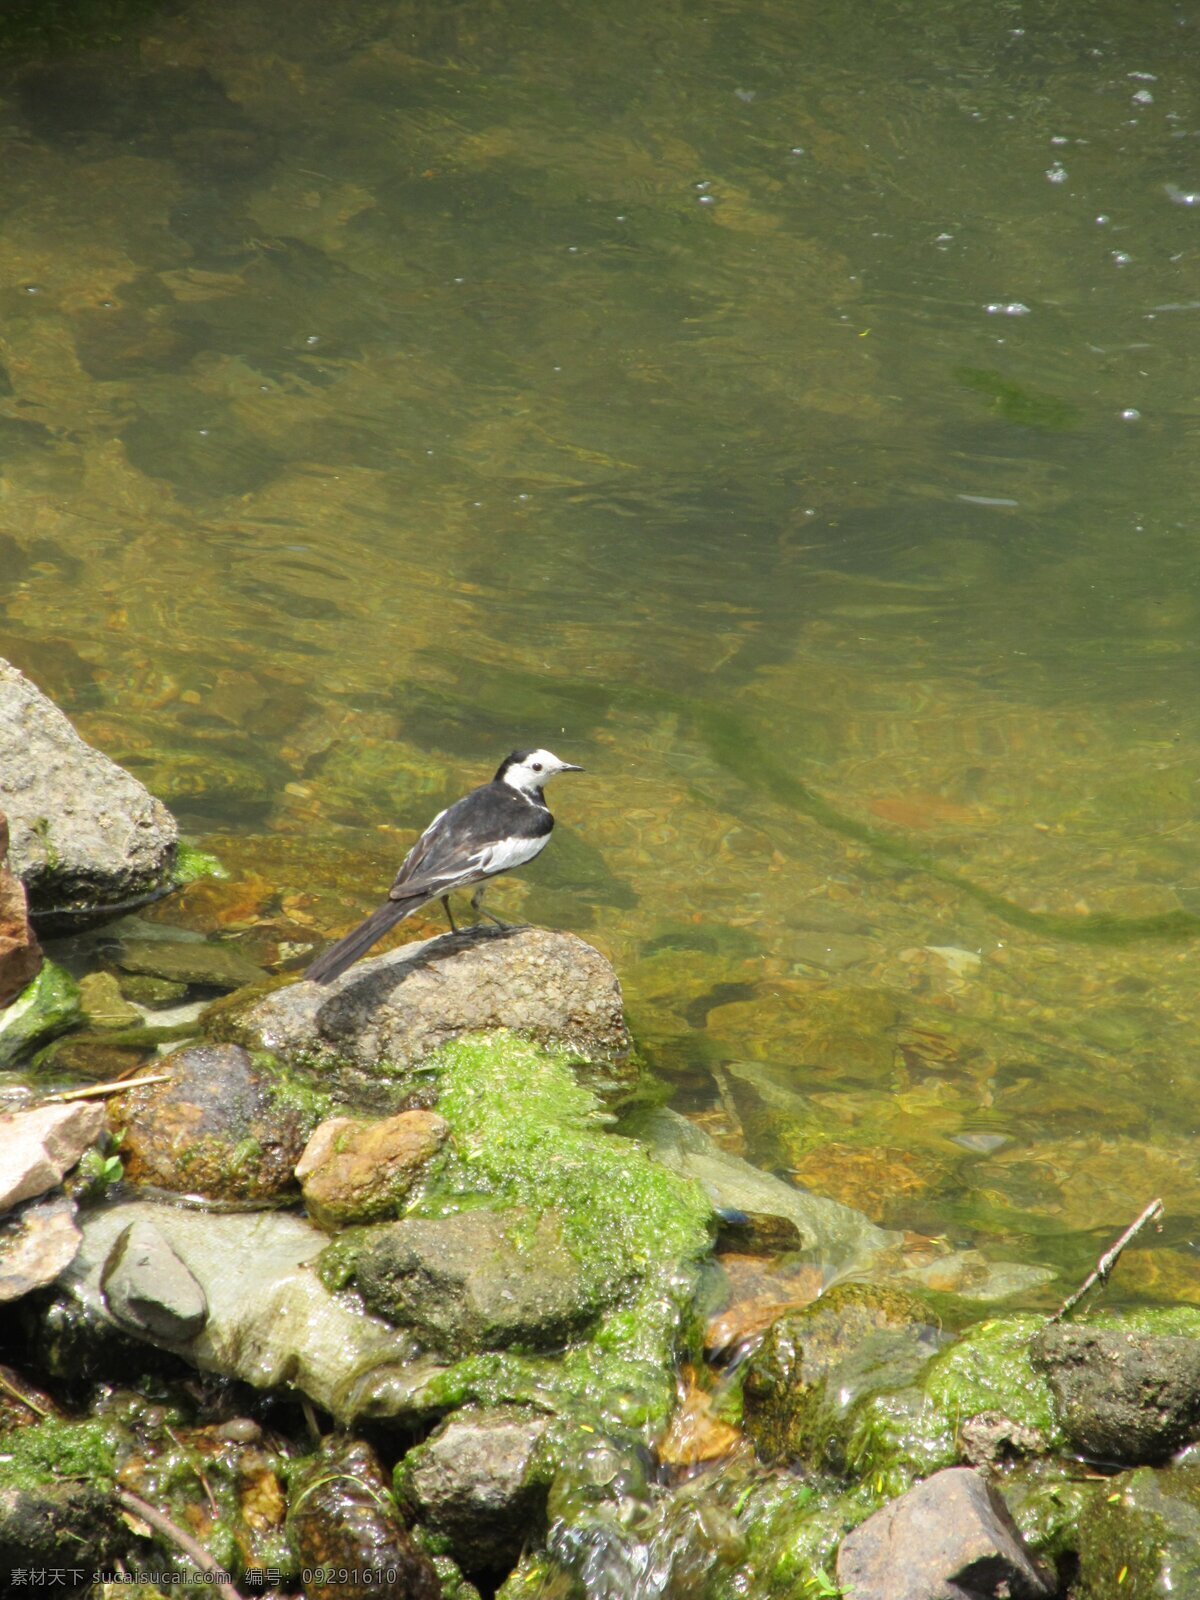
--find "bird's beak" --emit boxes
[560,762,584,773]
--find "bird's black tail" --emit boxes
[304,897,421,985]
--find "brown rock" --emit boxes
[0,812,42,1007]
[296,1110,450,1226]
[112,1042,312,1202]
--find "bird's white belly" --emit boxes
[468,831,549,879]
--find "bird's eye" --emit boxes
[531,761,543,772]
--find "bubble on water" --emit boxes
[1120,408,1141,421]
[1112,250,1132,266]
[1132,89,1154,105]
[985,302,1031,316]
[1165,183,1200,207]
[1045,161,1068,183]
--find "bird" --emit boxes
[304,748,583,985]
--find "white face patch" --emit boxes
[500,748,569,792]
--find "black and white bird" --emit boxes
[304,748,583,985]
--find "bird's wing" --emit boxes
[387,784,550,903]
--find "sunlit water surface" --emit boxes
[3,0,1200,1304]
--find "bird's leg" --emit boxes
[441,895,459,933]
[471,885,512,929]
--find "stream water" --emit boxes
[2,0,1200,1342]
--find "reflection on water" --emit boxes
[3,0,1200,1296]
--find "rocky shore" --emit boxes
[2,668,1200,1600]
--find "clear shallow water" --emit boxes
[2,0,1200,1297]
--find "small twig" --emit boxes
[116,1489,245,1597]
[0,1370,51,1419]
[164,1423,220,1519]
[1051,1198,1164,1323]
[42,1072,172,1103]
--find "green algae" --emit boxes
[955,366,1079,432]
[409,1035,712,1343]
[0,960,82,1068]
[332,1034,712,1443]
[843,1314,1062,1498]
[170,839,228,887]
[1074,1464,1200,1600]
[0,1416,117,1489]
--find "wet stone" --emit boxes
[0,811,42,1007]
[0,1192,82,1302]
[0,962,82,1069]
[288,1436,440,1600]
[0,657,178,923]
[112,1041,311,1202]
[231,924,637,1112]
[0,1479,117,1591]
[743,1281,938,1468]
[398,1406,551,1571]
[0,1101,106,1213]
[114,935,264,991]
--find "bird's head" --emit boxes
[495,748,584,795]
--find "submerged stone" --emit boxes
[115,935,264,990]
[78,969,141,1030]
[629,1106,896,1276]
[1074,1463,1200,1599]
[288,1436,440,1600]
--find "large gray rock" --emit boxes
[0,658,178,922]
[55,1198,424,1419]
[1032,1321,1200,1465]
[227,924,636,1110]
[399,1406,550,1569]
[835,1467,1054,1600]
[355,1206,613,1357]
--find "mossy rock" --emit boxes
[339,1034,713,1449]
[743,1282,938,1467]
[0,961,81,1067]
[843,1314,1063,1498]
